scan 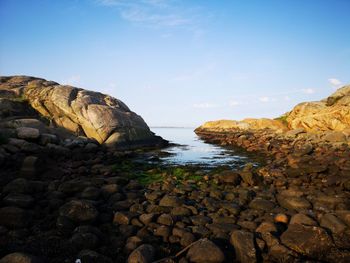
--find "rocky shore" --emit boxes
[1,78,350,263]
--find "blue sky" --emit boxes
[1,0,349,127]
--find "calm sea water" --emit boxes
[151,127,259,168]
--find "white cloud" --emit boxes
[62,75,81,86]
[193,103,218,109]
[229,100,240,107]
[328,78,342,88]
[259,96,270,103]
[302,88,315,94]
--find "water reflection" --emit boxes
[151,127,259,168]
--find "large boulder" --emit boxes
[286,85,350,131]
[0,76,166,147]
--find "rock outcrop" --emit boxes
[287,85,350,131]
[0,76,166,148]
[196,85,350,137]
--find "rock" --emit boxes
[128,244,155,263]
[280,224,334,259]
[157,214,174,226]
[59,200,98,223]
[77,250,113,263]
[3,193,34,208]
[139,213,155,226]
[0,76,167,147]
[0,206,32,228]
[320,214,347,234]
[20,156,40,177]
[159,195,182,207]
[230,230,257,263]
[216,171,241,185]
[0,253,42,263]
[16,127,40,140]
[323,131,347,142]
[70,232,100,250]
[3,178,41,194]
[289,213,318,226]
[113,212,137,225]
[181,232,196,247]
[336,210,350,227]
[277,194,312,211]
[186,238,225,263]
[249,198,275,211]
[286,85,350,131]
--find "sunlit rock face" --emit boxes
[286,85,350,131]
[196,118,288,133]
[0,75,166,148]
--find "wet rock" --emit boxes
[230,230,257,263]
[281,224,333,260]
[16,127,40,140]
[190,215,212,226]
[159,195,182,207]
[186,238,225,263]
[239,168,259,186]
[0,252,43,263]
[128,244,155,263]
[3,193,34,208]
[59,200,98,224]
[320,214,347,234]
[0,206,32,228]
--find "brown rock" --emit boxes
[187,238,225,263]
[230,230,257,263]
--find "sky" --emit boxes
[0,0,349,127]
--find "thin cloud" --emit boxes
[229,100,240,107]
[328,78,342,88]
[302,88,315,94]
[259,96,270,103]
[193,103,218,109]
[96,0,206,33]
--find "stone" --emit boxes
[230,230,257,263]
[0,253,42,263]
[77,250,113,263]
[70,232,100,250]
[280,224,334,259]
[290,213,318,226]
[16,127,40,139]
[3,193,34,208]
[113,212,137,225]
[186,238,225,263]
[0,76,167,147]
[249,198,275,211]
[159,195,182,207]
[157,214,174,226]
[320,214,347,234]
[59,200,98,223]
[336,210,350,227]
[181,232,196,247]
[0,206,32,228]
[277,194,312,211]
[128,244,155,263]
[217,171,241,185]
[20,156,40,177]
[139,213,155,226]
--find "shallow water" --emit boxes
[151,127,261,168]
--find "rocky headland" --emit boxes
[0,77,349,263]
